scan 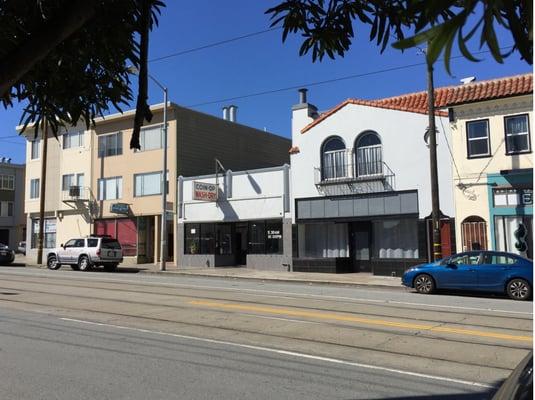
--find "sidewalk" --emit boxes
[15,255,402,288]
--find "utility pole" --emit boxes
[36,119,49,265]
[425,54,442,261]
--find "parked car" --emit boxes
[492,351,532,400]
[0,243,15,265]
[16,241,26,255]
[402,251,533,300]
[46,236,123,272]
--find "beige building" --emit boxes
[439,74,533,258]
[23,103,290,264]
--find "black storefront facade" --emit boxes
[293,190,430,276]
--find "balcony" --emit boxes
[62,186,92,205]
[314,161,395,195]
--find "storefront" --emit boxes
[293,190,430,275]
[177,165,292,270]
[488,169,533,259]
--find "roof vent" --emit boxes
[460,76,476,84]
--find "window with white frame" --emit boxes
[505,114,530,154]
[0,175,15,190]
[0,202,14,217]
[138,125,163,152]
[321,136,347,180]
[62,173,84,191]
[63,130,84,149]
[355,131,383,177]
[31,139,39,159]
[97,177,123,200]
[134,171,168,197]
[30,178,40,199]
[466,119,490,158]
[98,132,123,157]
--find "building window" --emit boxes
[217,224,232,255]
[466,119,490,158]
[31,219,56,249]
[0,202,14,217]
[302,223,349,258]
[0,175,15,190]
[31,139,39,160]
[134,171,167,197]
[504,114,530,154]
[373,219,418,259]
[460,216,487,251]
[63,131,84,149]
[248,220,283,254]
[98,177,123,200]
[494,215,532,259]
[62,173,84,191]
[321,136,347,180]
[185,224,200,254]
[355,131,383,177]
[137,125,163,152]
[98,132,123,157]
[30,178,40,199]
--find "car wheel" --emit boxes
[70,264,80,271]
[78,256,91,272]
[103,264,118,272]
[414,274,435,294]
[47,255,61,270]
[506,279,531,301]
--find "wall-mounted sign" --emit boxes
[110,203,129,215]
[193,181,218,202]
[493,188,533,207]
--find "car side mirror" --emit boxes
[60,243,65,249]
[446,262,457,269]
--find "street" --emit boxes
[0,267,531,399]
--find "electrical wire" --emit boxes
[149,27,282,63]
[185,47,514,108]
[438,115,461,181]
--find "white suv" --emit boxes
[46,236,123,271]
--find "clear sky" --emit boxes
[0,1,531,164]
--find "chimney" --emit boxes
[229,105,237,122]
[298,88,308,104]
[222,106,229,120]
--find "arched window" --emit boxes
[355,131,382,177]
[321,136,347,179]
[461,216,487,251]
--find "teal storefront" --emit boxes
[487,169,533,259]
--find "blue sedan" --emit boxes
[402,251,533,300]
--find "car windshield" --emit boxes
[101,238,121,249]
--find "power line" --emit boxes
[186,47,514,108]
[149,27,282,63]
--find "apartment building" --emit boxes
[441,74,533,258]
[23,103,290,264]
[0,159,25,248]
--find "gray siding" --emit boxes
[176,106,290,177]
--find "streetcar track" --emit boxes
[0,296,518,373]
[0,289,530,352]
[0,274,531,330]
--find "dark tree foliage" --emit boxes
[0,0,165,149]
[266,0,532,70]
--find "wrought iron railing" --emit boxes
[62,186,92,202]
[314,161,396,192]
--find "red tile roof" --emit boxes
[301,74,532,133]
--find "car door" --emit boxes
[434,253,480,289]
[477,252,518,291]
[58,239,76,263]
[71,239,86,262]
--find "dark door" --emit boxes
[350,222,371,272]
[235,223,248,265]
[0,229,9,247]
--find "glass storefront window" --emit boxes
[249,222,265,254]
[373,219,418,259]
[265,221,283,254]
[494,215,532,259]
[302,223,348,258]
[200,224,215,254]
[217,224,232,255]
[185,224,200,254]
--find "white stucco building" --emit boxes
[289,89,455,275]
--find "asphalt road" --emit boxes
[0,267,532,399]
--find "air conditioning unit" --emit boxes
[69,186,81,198]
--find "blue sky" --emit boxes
[0,1,531,163]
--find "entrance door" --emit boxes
[350,222,371,272]
[0,229,9,246]
[235,223,248,265]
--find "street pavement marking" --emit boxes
[2,269,532,316]
[60,317,494,388]
[189,300,533,342]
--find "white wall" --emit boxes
[290,103,454,220]
[179,166,289,223]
